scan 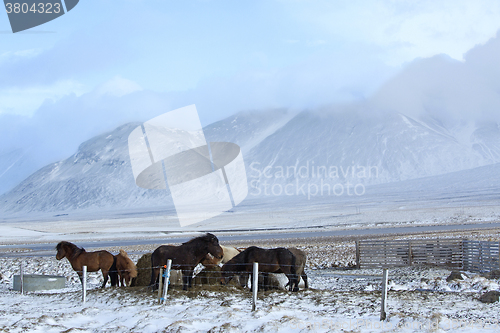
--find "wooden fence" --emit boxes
[356,239,499,272]
[463,240,500,273]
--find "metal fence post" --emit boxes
[162,259,172,304]
[157,267,164,304]
[380,268,388,321]
[82,266,87,304]
[252,262,258,311]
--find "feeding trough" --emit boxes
[13,275,65,292]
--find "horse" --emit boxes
[149,233,223,291]
[284,248,308,291]
[221,246,298,292]
[240,248,308,291]
[115,249,138,287]
[55,241,118,288]
[200,245,241,268]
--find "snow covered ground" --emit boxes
[1,165,500,332]
[1,246,500,332]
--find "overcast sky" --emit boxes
[1,0,500,166]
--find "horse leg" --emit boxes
[302,273,308,289]
[188,272,193,289]
[239,273,248,288]
[109,256,118,287]
[181,270,191,291]
[262,272,269,291]
[291,273,299,292]
[101,269,109,288]
[150,267,160,290]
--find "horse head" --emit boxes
[204,233,223,260]
[55,241,68,260]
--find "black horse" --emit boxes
[221,246,299,291]
[150,233,223,290]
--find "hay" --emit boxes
[131,253,152,287]
[193,266,222,286]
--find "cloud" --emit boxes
[0,30,132,89]
[188,44,395,124]
[0,78,171,167]
[371,31,500,125]
[0,79,86,116]
[284,0,500,65]
[95,76,143,97]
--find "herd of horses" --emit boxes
[55,233,308,292]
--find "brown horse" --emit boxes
[239,247,308,291]
[150,233,223,291]
[55,241,118,288]
[221,246,298,292]
[115,249,138,287]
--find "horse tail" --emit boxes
[109,255,119,287]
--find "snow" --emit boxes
[1,255,500,332]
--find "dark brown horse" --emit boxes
[221,246,298,292]
[55,241,118,288]
[284,248,308,291]
[150,233,223,291]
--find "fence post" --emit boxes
[252,262,258,311]
[157,267,164,304]
[355,241,360,269]
[20,261,24,295]
[162,259,172,304]
[380,268,388,321]
[82,266,87,304]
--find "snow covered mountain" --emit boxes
[0,123,173,214]
[1,106,500,215]
[244,108,500,194]
[0,109,297,215]
[0,148,38,196]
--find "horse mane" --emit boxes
[224,247,251,271]
[117,249,137,277]
[182,233,216,245]
[56,241,85,260]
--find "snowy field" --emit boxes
[1,180,500,332]
[1,239,500,333]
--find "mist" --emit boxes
[1,30,500,194]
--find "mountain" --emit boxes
[0,148,38,195]
[244,108,500,196]
[0,109,296,215]
[0,123,172,214]
[1,106,500,216]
